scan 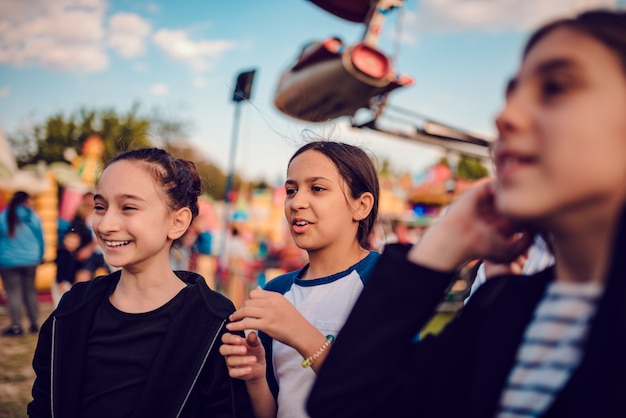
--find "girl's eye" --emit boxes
[542,80,567,97]
[94,204,105,211]
[285,188,296,196]
[540,73,578,102]
[311,186,325,193]
[122,206,137,211]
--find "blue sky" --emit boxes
[0,0,621,183]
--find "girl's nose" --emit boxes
[494,83,531,141]
[495,103,517,139]
[94,209,120,234]
[289,190,309,210]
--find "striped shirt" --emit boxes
[466,235,555,303]
[496,281,603,418]
[519,235,554,275]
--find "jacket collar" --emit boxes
[55,269,232,319]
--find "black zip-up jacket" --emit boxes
[308,205,626,417]
[28,270,254,418]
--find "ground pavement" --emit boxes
[0,294,53,418]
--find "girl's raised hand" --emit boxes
[409,179,534,271]
[484,249,530,278]
[219,331,266,381]
[226,287,321,353]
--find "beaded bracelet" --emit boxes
[301,335,335,368]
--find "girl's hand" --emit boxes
[219,331,266,381]
[409,179,533,271]
[483,249,529,278]
[226,287,323,355]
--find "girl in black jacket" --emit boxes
[29,148,253,418]
[308,9,626,418]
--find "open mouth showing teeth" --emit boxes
[295,221,309,226]
[105,240,130,247]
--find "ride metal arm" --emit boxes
[351,103,494,159]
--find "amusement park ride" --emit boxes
[273,0,493,159]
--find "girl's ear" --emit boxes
[168,207,193,241]
[352,192,374,221]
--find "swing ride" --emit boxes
[273,0,493,158]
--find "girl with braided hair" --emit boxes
[29,148,253,418]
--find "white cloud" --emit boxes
[0,0,108,72]
[409,0,618,33]
[0,86,10,98]
[0,0,239,77]
[108,12,151,58]
[153,28,236,73]
[0,0,151,72]
[149,83,169,96]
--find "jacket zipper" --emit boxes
[175,318,227,417]
[50,316,57,418]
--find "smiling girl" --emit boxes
[220,141,381,418]
[29,148,253,418]
[309,9,626,418]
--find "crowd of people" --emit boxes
[0,7,624,417]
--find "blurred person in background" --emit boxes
[220,226,253,308]
[54,192,111,306]
[0,191,44,336]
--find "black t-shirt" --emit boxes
[79,285,190,418]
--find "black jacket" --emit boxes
[308,207,626,417]
[28,270,254,418]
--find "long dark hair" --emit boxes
[7,191,31,238]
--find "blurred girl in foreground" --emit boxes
[308,9,626,418]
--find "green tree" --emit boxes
[439,155,489,181]
[8,104,153,166]
[150,107,192,148]
[164,142,234,201]
[98,106,152,162]
[378,158,393,177]
[7,104,234,201]
[457,155,489,180]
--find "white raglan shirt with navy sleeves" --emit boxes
[261,251,380,418]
